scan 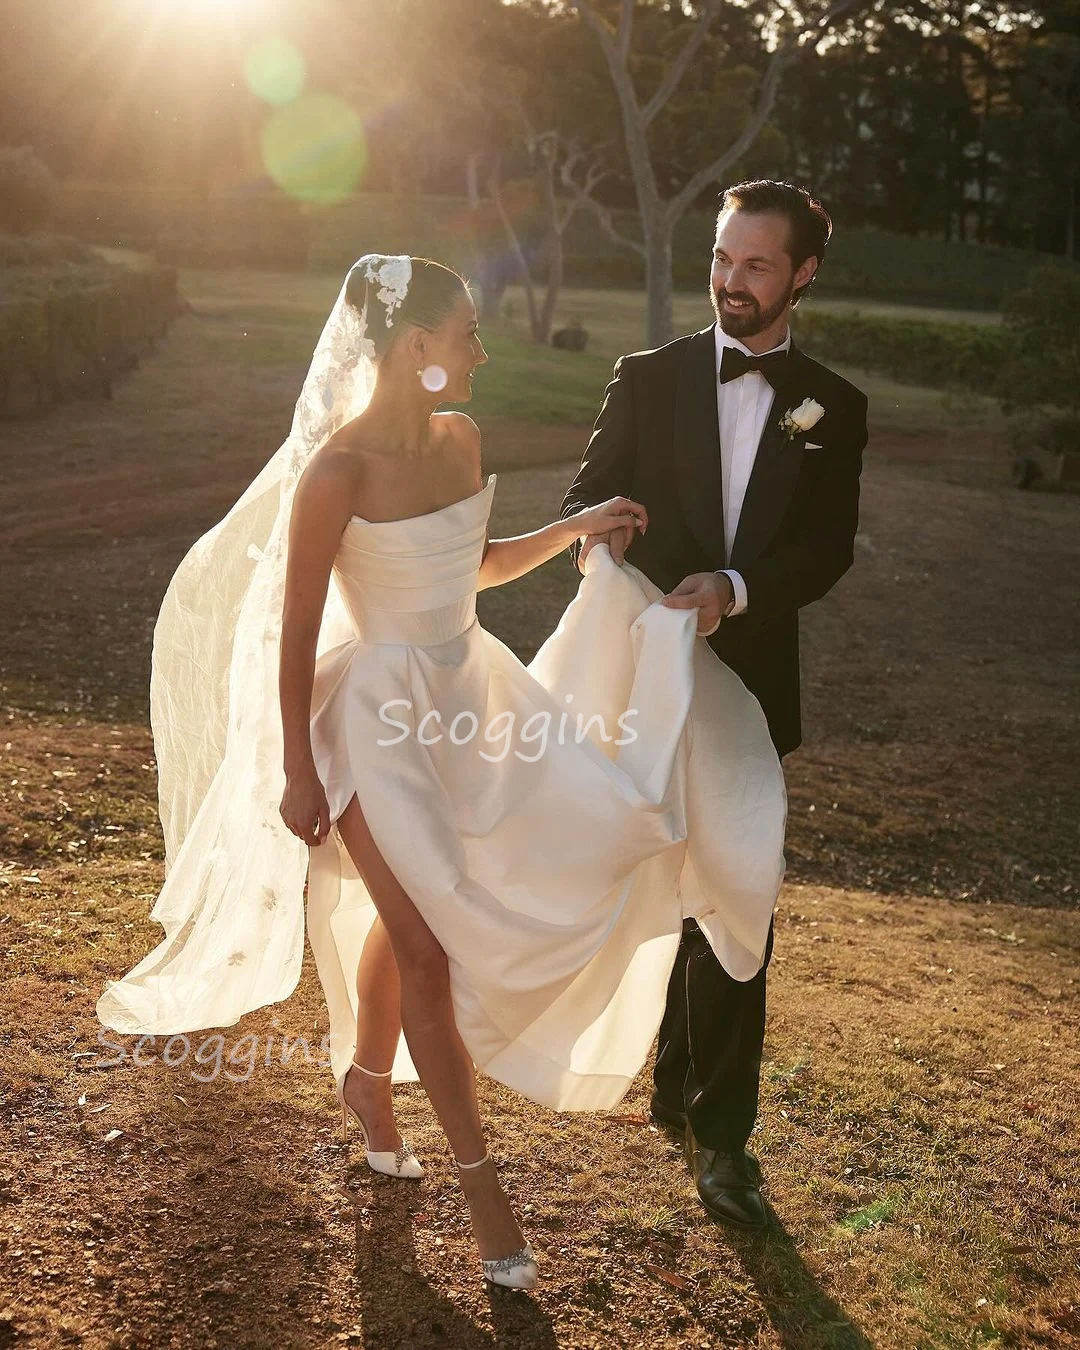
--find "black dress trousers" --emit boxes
[653,914,776,1152]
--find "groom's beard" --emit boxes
[711,282,793,341]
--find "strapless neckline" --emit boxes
[347,473,497,527]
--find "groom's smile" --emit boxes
[709,204,820,352]
[719,291,758,319]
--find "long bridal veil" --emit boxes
[96,258,403,1036]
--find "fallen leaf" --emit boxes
[644,1263,693,1291]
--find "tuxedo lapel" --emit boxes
[674,327,726,570]
[729,342,814,571]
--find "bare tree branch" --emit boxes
[616,0,634,63]
[571,0,617,60]
[492,130,622,340]
[667,0,865,220]
[667,35,796,220]
[560,150,646,258]
[642,0,723,127]
[569,0,867,341]
[569,0,661,209]
[555,139,609,233]
[811,0,867,41]
[488,153,542,334]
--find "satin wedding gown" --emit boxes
[97,469,786,1110]
[299,471,787,1108]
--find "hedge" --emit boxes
[0,147,56,236]
[791,309,1008,394]
[155,196,311,269]
[0,264,180,414]
[55,183,1080,311]
[0,232,97,270]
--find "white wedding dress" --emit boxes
[97,470,787,1112]
[303,472,786,1107]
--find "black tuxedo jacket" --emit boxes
[560,323,869,758]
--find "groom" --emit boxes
[560,179,869,1230]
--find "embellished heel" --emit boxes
[454,1151,538,1290]
[335,1058,423,1179]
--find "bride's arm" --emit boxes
[478,498,648,591]
[478,516,589,592]
[444,413,648,591]
[279,462,353,780]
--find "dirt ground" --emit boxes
[0,306,1078,1348]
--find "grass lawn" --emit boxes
[502,284,1003,336]
[1,268,1076,1348]
[175,268,1007,440]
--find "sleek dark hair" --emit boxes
[717,180,832,305]
[345,256,471,359]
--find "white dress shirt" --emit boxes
[700,322,792,638]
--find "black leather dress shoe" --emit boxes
[649,1093,687,1131]
[684,1124,767,1231]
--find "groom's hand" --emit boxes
[578,523,635,572]
[662,572,734,636]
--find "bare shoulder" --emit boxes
[294,438,363,524]
[434,410,481,450]
[432,411,482,486]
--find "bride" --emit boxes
[96,254,787,1292]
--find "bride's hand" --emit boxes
[573,496,648,541]
[280,766,332,847]
[572,497,647,570]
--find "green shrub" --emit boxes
[55,183,1080,311]
[0,264,180,413]
[999,264,1080,413]
[791,309,1008,393]
[0,148,57,236]
[0,232,97,268]
[306,191,472,271]
[559,213,1077,309]
[155,196,311,268]
[1011,411,1080,454]
[52,182,196,251]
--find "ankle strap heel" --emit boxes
[451,1149,538,1289]
[454,1150,491,1170]
[351,1059,392,1077]
[334,1057,423,1179]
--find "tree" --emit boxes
[1002,27,1080,255]
[488,132,617,343]
[567,0,865,346]
[457,2,619,338]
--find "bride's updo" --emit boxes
[345,255,470,361]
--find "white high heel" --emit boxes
[454,1151,539,1290]
[335,1058,424,1179]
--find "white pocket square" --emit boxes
[803,442,824,450]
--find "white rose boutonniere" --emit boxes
[779,397,825,442]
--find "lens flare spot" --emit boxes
[245,37,306,107]
[421,365,448,393]
[261,94,367,205]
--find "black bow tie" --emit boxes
[719,345,789,391]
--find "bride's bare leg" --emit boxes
[335,793,527,1262]
[340,916,405,1153]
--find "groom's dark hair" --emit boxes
[718,180,832,306]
